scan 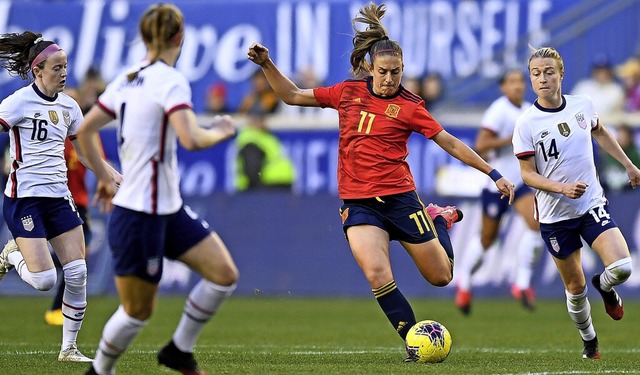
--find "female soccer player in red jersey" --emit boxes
[248,2,515,359]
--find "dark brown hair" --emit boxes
[128,3,184,81]
[349,2,402,77]
[0,31,56,80]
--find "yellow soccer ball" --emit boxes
[405,320,452,363]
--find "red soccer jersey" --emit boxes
[64,138,88,208]
[314,77,443,199]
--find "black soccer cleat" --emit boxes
[582,337,601,360]
[158,340,208,375]
[591,274,624,320]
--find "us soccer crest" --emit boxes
[550,237,560,252]
[557,122,570,137]
[575,113,586,129]
[21,215,34,232]
[48,110,59,125]
[62,110,71,126]
[147,256,160,276]
[385,104,401,118]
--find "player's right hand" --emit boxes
[247,43,270,66]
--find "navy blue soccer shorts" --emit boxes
[481,184,532,220]
[3,195,83,240]
[108,205,211,283]
[339,191,438,244]
[539,204,618,259]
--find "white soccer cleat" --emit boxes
[0,239,19,281]
[58,344,93,362]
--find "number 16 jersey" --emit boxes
[0,83,82,198]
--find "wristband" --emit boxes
[488,169,503,182]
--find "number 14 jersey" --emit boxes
[512,95,607,223]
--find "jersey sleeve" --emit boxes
[512,117,535,159]
[67,102,84,139]
[480,101,502,133]
[162,73,193,115]
[409,106,443,139]
[96,80,118,118]
[313,82,344,109]
[586,96,599,129]
[0,92,24,131]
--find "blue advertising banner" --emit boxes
[96,125,478,197]
[1,0,638,111]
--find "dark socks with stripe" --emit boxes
[373,280,416,340]
[434,216,454,261]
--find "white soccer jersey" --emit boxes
[480,96,532,191]
[0,84,82,198]
[97,60,192,215]
[512,95,607,223]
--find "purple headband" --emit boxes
[30,44,62,70]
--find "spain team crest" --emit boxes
[385,104,401,118]
[557,122,570,137]
[340,207,349,224]
[48,110,59,125]
[62,110,71,126]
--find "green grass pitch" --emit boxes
[0,296,638,374]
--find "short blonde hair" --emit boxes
[527,46,564,76]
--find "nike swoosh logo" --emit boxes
[541,131,549,138]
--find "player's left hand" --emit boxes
[496,177,515,205]
[93,178,117,213]
[626,165,640,189]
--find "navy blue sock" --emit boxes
[434,216,454,261]
[373,280,416,340]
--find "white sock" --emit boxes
[514,229,541,290]
[93,305,147,375]
[565,288,596,341]
[599,257,632,292]
[456,238,484,291]
[9,250,56,291]
[172,281,236,353]
[61,259,87,350]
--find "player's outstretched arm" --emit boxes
[170,109,236,151]
[247,43,318,107]
[592,122,640,189]
[432,130,515,204]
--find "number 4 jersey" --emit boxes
[0,83,83,198]
[512,94,607,223]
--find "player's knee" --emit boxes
[203,263,239,286]
[429,270,452,287]
[219,263,239,286]
[31,268,57,291]
[123,302,155,321]
[608,257,632,283]
[62,259,87,288]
